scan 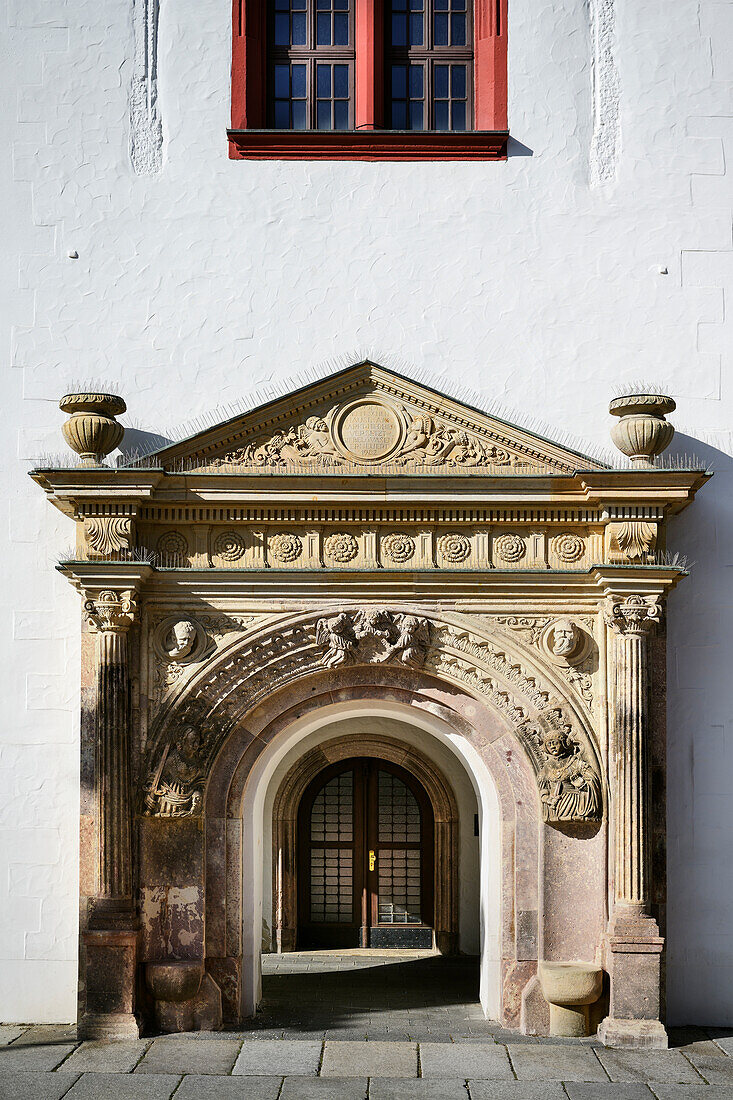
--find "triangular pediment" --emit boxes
[138,362,608,476]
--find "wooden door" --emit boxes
[297,758,434,948]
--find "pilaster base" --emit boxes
[598,1017,668,1049]
[602,914,666,1048]
[81,927,139,1039]
[78,1011,141,1040]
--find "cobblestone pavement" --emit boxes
[1,952,732,1099]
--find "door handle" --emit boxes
[369,849,376,871]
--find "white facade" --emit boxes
[0,0,731,1024]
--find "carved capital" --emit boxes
[603,594,662,637]
[84,589,137,633]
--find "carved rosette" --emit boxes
[214,530,247,561]
[382,533,415,563]
[494,534,526,563]
[270,532,303,563]
[324,532,359,563]
[437,533,471,563]
[552,533,585,563]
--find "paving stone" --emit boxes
[59,1039,152,1073]
[13,1025,78,1045]
[321,1040,418,1077]
[0,1073,79,1100]
[507,1045,608,1081]
[651,1088,733,1100]
[595,1050,704,1083]
[232,1039,322,1076]
[280,1077,369,1098]
[564,1086,655,1100]
[468,1083,569,1100]
[0,1041,78,1071]
[134,1037,241,1075]
[370,1080,469,1099]
[682,1057,733,1086]
[64,1074,182,1100]
[0,1026,26,1045]
[174,1075,282,1098]
[420,1042,513,1080]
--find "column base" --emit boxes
[598,1017,668,1049]
[78,1012,141,1040]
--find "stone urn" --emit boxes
[609,393,675,466]
[60,392,126,466]
[539,960,603,1037]
[145,960,204,1033]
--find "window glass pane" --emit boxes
[334,100,349,129]
[434,64,448,98]
[274,99,290,128]
[317,64,331,97]
[292,99,307,128]
[409,64,423,97]
[409,100,424,130]
[434,12,448,44]
[334,12,349,43]
[392,13,407,45]
[274,64,290,99]
[292,63,307,98]
[292,11,307,42]
[451,100,465,130]
[317,100,331,129]
[409,12,423,44]
[451,62,465,97]
[334,64,349,98]
[434,100,449,129]
[317,12,331,42]
[450,12,466,44]
[392,100,407,128]
[392,64,407,98]
[274,12,289,44]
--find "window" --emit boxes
[386,0,473,130]
[229,0,507,159]
[271,0,354,129]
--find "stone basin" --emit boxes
[539,961,603,1037]
[146,960,204,1003]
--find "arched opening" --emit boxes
[296,757,435,950]
[235,694,511,1024]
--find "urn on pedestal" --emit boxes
[60,392,126,466]
[609,394,675,466]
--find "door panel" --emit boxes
[297,758,434,949]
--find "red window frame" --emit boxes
[228,0,507,160]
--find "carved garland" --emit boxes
[141,609,602,825]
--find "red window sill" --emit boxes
[227,129,508,161]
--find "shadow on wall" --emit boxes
[664,431,733,1025]
[117,428,173,464]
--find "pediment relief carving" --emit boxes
[141,608,602,825]
[144,364,607,476]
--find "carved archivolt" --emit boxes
[141,608,603,825]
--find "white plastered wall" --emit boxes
[240,702,501,1019]
[0,0,731,1024]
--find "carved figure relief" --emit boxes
[143,725,206,817]
[200,397,529,472]
[538,728,602,823]
[314,609,431,669]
